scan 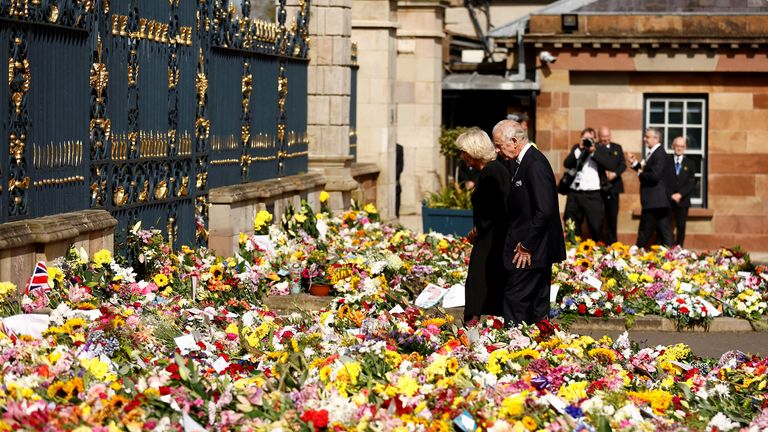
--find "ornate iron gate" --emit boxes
[1,0,310,248]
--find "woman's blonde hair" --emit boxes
[455,127,497,164]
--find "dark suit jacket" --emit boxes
[504,146,566,270]
[632,146,670,210]
[666,155,697,208]
[592,142,626,194]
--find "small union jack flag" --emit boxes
[25,261,50,295]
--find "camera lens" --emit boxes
[582,138,593,148]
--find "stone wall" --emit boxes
[207,173,326,257]
[395,0,448,229]
[306,0,358,212]
[537,46,768,251]
[351,0,399,221]
[0,210,116,288]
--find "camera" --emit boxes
[581,137,594,148]
[539,51,557,64]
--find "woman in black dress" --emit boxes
[455,127,510,325]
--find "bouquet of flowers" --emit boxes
[659,294,713,330]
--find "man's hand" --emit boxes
[671,193,682,203]
[512,242,532,269]
[605,170,617,181]
[466,227,478,244]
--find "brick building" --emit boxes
[491,0,768,251]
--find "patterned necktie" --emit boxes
[675,158,681,176]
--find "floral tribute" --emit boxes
[0,200,766,430]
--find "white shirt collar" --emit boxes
[516,142,532,164]
[647,143,662,157]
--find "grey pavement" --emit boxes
[572,329,768,359]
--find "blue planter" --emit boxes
[421,205,473,237]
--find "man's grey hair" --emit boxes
[646,127,662,142]
[492,119,528,143]
[672,135,688,145]
[455,127,497,164]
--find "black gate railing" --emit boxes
[0,0,310,249]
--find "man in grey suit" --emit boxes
[628,127,673,248]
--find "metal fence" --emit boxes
[0,0,310,248]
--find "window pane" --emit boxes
[668,101,684,124]
[686,128,702,150]
[668,127,683,148]
[649,101,665,124]
[692,174,703,201]
[687,101,703,125]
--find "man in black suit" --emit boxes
[595,126,627,244]
[667,136,697,247]
[492,119,566,326]
[628,127,673,248]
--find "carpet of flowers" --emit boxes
[0,201,767,431]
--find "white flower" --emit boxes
[707,412,739,431]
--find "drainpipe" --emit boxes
[505,29,526,81]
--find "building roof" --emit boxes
[442,72,539,91]
[575,0,768,14]
[490,0,768,38]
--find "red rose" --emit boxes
[676,298,685,304]
[300,409,329,431]
[615,305,622,314]
[680,306,690,315]
[578,304,587,315]
[606,292,614,301]
[594,308,604,317]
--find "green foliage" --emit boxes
[439,126,469,159]
[424,182,473,210]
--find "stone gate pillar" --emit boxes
[351,0,399,221]
[306,0,358,211]
[395,0,447,229]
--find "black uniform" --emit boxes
[464,160,510,319]
[593,142,626,243]
[666,154,697,247]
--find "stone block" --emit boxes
[396,56,416,81]
[325,7,348,36]
[394,81,415,104]
[597,92,641,110]
[711,92,754,110]
[709,130,748,154]
[313,36,333,65]
[538,92,552,109]
[709,174,756,196]
[709,196,764,214]
[585,109,643,131]
[710,154,768,174]
[715,215,768,234]
[333,37,351,66]
[568,108,585,131]
[329,95,351,125]
[634,51,717,72]
[754,93,768,109]
[569,91,597,109]
[398,38,416,54]
[415,56,442,82]
[414,82,438,105]
[323,66,351,95]
[308,95,330,125]
[747,130,768,153]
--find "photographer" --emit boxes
[562,127,608,242]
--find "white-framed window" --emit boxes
[644,95,707,207]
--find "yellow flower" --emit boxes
[627,389,673,414]
[395,375,419,397]
[93,249,112,267]
[238,232,248,245]
[0,282,17,301]
[225,323,239,335]
[210,263,225,280]
[363,203,378,214]
[319,191,330,203]
[522,416,538,431]
[558,381,588,402]
[47,267,64,286]
[153,273,169,288]
[294,213,308,223]
[500,392,527,418]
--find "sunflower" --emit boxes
[153,273,169,288]
[574,258,592,270]
[577,239,596,255]
[210,263,225,281]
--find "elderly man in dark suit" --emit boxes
[595,126,627,244]
[667,136,697,247]
[628,127,673,248]
[492,119,566,326]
